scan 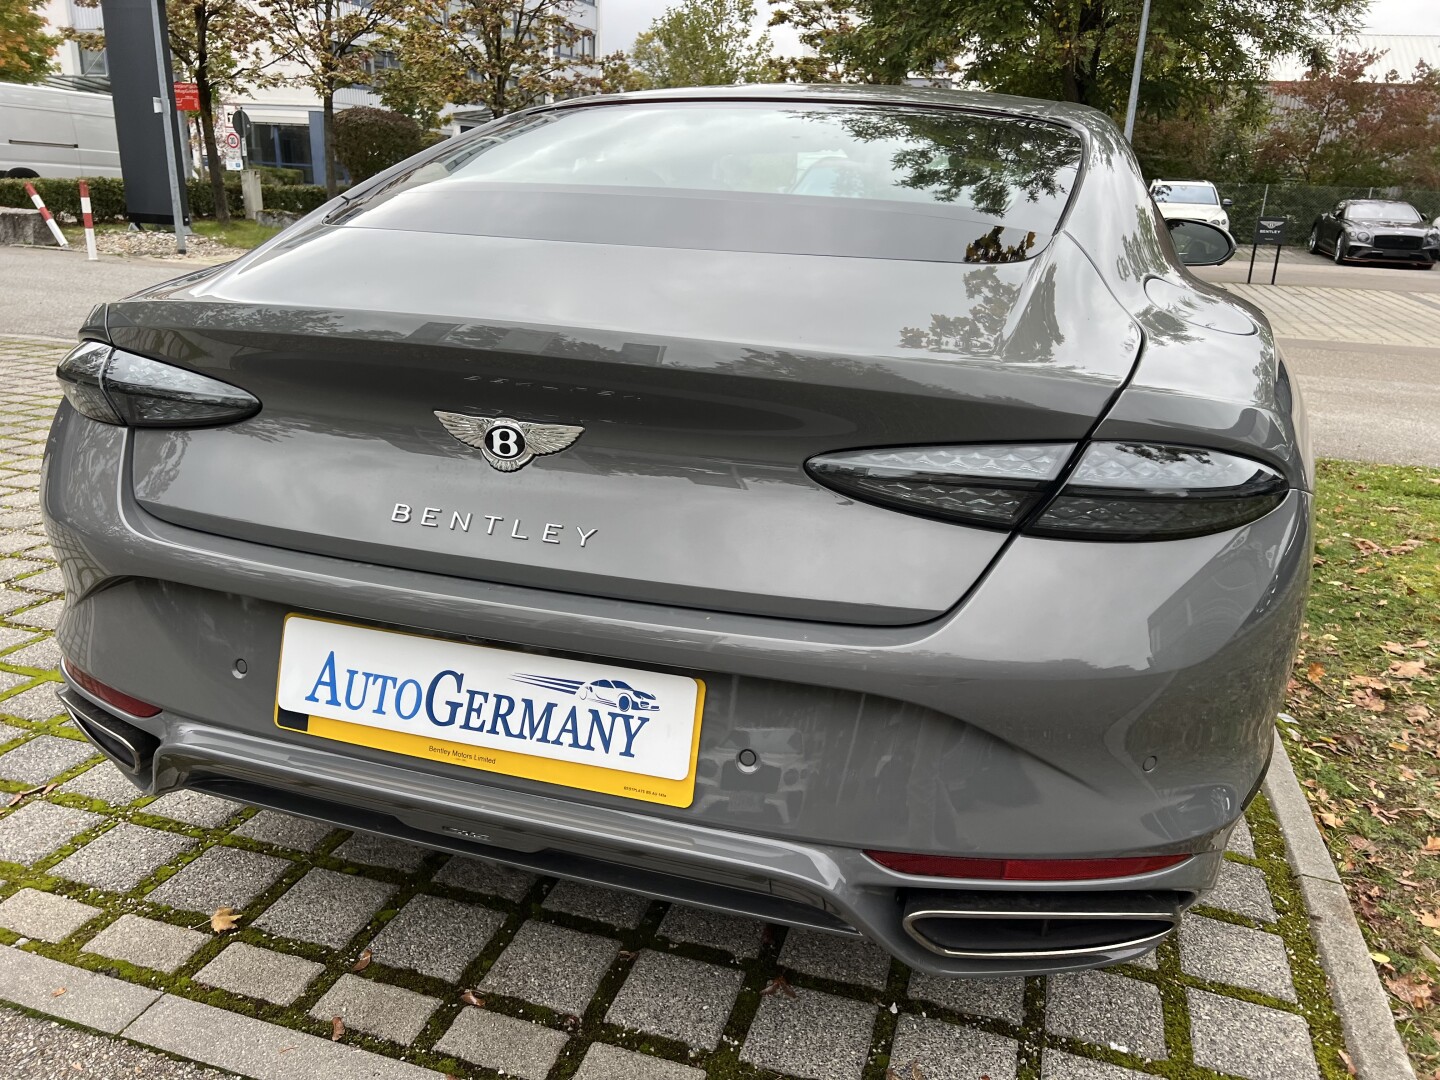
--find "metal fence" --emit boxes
[1218,183,1440,246]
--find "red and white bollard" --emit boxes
[77,181,98,261]
[23,183,69,249]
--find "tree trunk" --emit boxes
[197,76,229,225]
[323,89,338,197]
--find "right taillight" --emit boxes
[807,441,1287,541]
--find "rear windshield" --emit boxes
[1151,182,1218,205]
[1346,201,1421,222]
[339,102,1085,263]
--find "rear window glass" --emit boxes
[341,102,1085,263]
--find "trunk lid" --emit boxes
[109,226,1137,626]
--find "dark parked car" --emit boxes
[43,85,1308,977]
[1308,199,1440,266]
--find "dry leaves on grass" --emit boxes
[1419,910,1440,929]
[1391,660,1429,680]
[1352,688,1388,713]
[1307,662,1327,683]
[210,907,240,933]
[330,1015,345,1041]
[6,782,56,808]
[350,948,372,973]
[1387,973,1435,1011]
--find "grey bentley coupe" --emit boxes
[41,85,1310,976]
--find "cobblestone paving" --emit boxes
[0,336,1348,1080]
[1223,283,1440,347]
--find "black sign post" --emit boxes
[1247,217,1287,285]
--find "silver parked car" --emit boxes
[41,85,1310,976]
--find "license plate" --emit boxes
[274,615,705,807]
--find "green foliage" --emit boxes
[333,106,423,183]
[0,175,328,220]
[631,0,771,87]
[254,165,306,186]
[0,0,57,84]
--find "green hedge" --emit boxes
[0,175,330,222]
[1219,183,1440,245]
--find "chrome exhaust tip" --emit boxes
[56,685,158,776]
[901,889,1182,960]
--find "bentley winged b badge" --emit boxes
[434,411,584,472]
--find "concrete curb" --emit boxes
[1262,730,1417,1080]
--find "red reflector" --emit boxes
[864,851,1190,881]
[66,664,162,718]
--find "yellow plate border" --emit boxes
[273,613,706,808]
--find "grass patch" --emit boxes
[1284,458,1440,1072]
[189,219,281,250]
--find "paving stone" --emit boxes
[2,636,61,671]
[0,683,63,721]
[657,904,766,958]
[740,986,877,1080]
[310,973,439,1045]
[147,846,290,913]
[906,973,1025,1023]
[83,913,208,974]
[233,809,335,853]
[52,823,198,892]
[607,950,744,1049]
[889,1015,1019,1080]
[367,893,503,982]
[1228,816,1256,857]
[0,799,100,864]
[0,734,94,781]
[433,855,536,901]
[254,867,394,949]
[0,628,40,653]
[0,944,160,1034]
[573,1042,705,1080]
[0,671,29,693]
[0,887,99,941]
[331,831,429,872]
[125,994,440,1079]
[1188,988,1319,1080]
[1207,859,1279,923]
[144,790,244,829]
[779,928,891,990]
[480,920,619,1014]
[9,599,62,631]
[1045,970,1167,1060]
[0,588,34,614]
[434,1008,568,1080]
[58,760,143,804]
[0,534,46,555]
[1042,1049,1155,1080]
[15,567,63,594]
[197,942,326,1005]
[1180,915,1296,1002]
[0,559,46,582]
[542,879,650,929]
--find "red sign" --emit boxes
[173,82,200,112]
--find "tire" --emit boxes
[1333,239,1347,265]
[1307,228,1319,254]
[5,167,39,179]
[618,695,632,712]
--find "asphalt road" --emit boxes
[0,246,206,341]
[2,242,1437,466]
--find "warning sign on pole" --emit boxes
[214,107,246,172]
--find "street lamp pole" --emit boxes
[1122,0,1152,143]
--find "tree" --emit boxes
[631,0,771,88]
[334,105,422,181]
[262,0,416,195]
[596,49,650,93]
[387,0,598,122]
[0,0,57,84]
[1256,49,1440,186]
[768,0,1368,114]
[167,0,275,223]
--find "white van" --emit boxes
[0,83,120,178]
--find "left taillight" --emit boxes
[57,341,260,428]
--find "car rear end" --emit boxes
[41,89,1311,975]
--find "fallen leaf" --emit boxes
[1306,662,1326,683]
[330,1015,344,1041]
[5,784,42,808]
[51,987,65,997]
[1420,911,1440,929]
[1384,642,1408,655]
[1391,660,1428,680]
[1350,675,1388,690]
[1386,974,1434,1010]
[1423,944,1440,967]
[1407,704,1435,725]
[1371,950,1391,964]
[760,974,797,998]
[1425,837,1440,852]
[1338,1049,1357,1076]
[1319,811,1345,829]
[210,907,240,933]
[1352,688,1387,713]
[459,989,484,1008]
[351,948,372,973]
[1353,538,1382,554]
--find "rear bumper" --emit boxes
[42,406,1311,974]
